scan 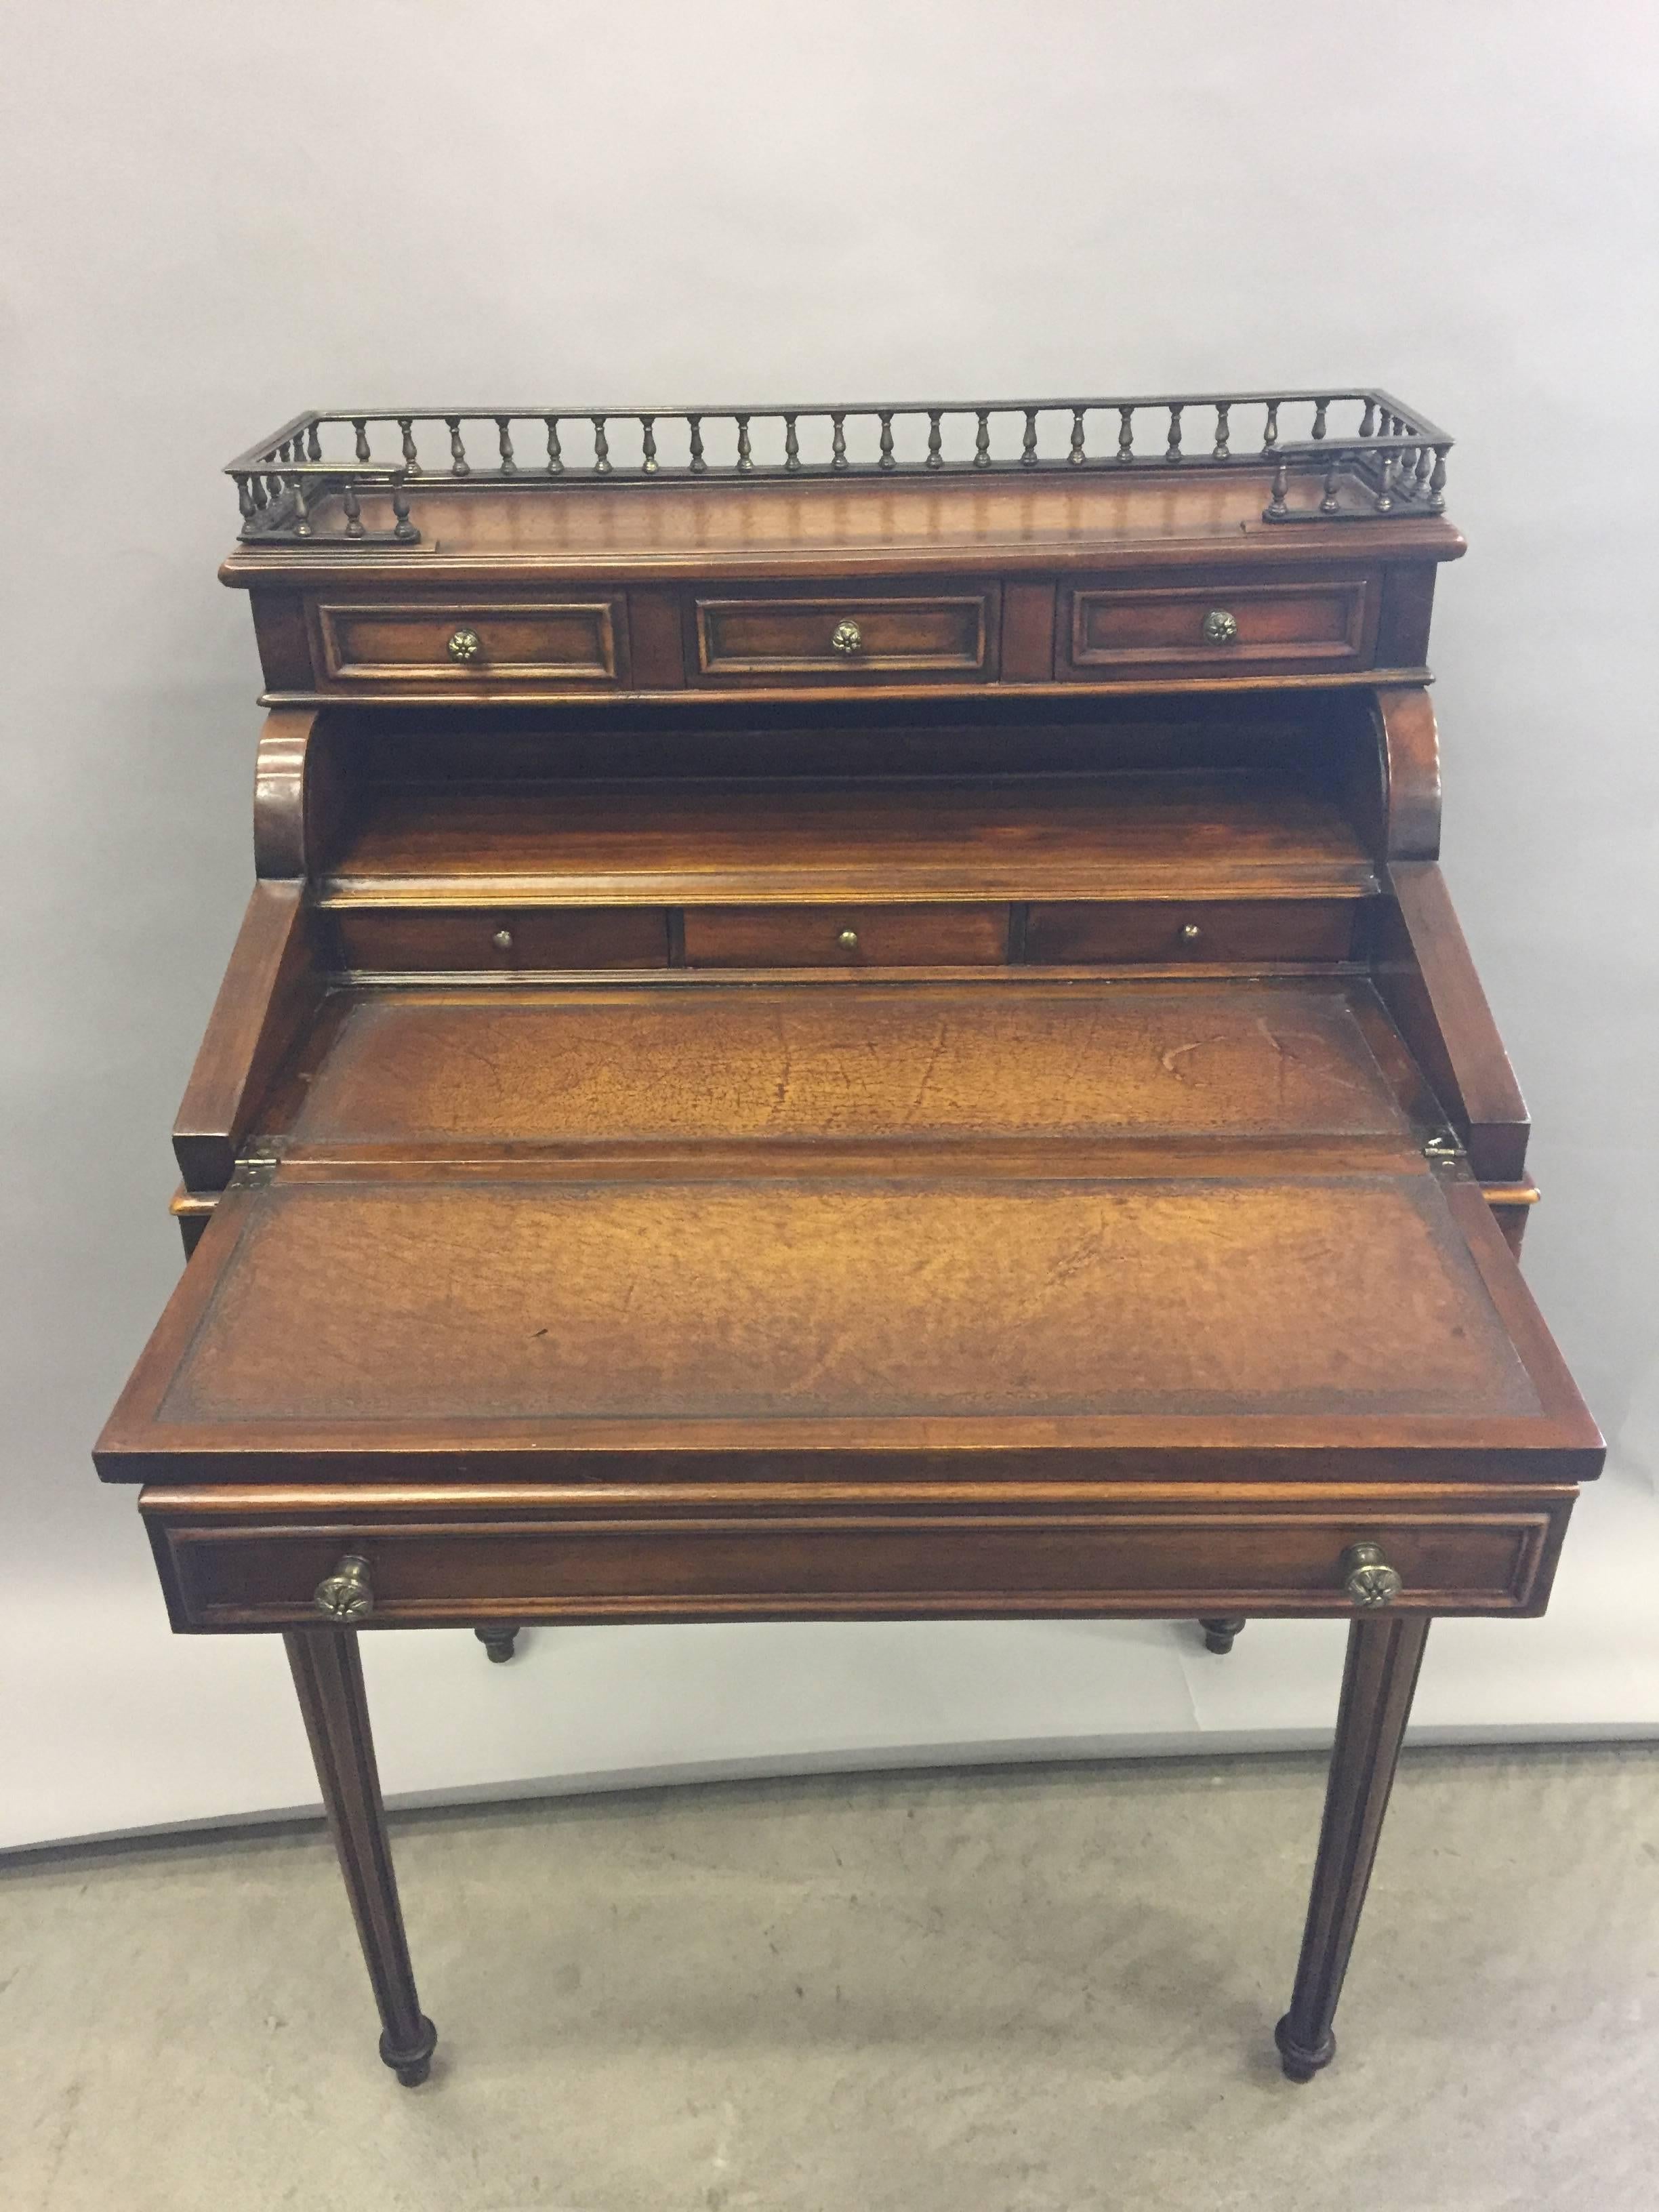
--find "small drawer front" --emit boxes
[314,600,626,685]
[1062,577,1375,677]
[694,588,998,682]
[161,1503,1564,1630]
[329,907,669,972]
[684,903,1009,967]
[1024,899,1360,965]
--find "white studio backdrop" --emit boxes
[3,1,1656,1849]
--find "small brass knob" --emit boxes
[836,928,860,951]
[314,1554,374,1621]
[1179,922,1202,943]
[830,620,863,655]
[447,627,482,662]
[1341,1542,1403,1610]
[492,925,514,952]
[1202,609,1238,645]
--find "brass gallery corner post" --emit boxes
[98,386,1600,2089]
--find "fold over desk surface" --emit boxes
[100,979,1597,1492]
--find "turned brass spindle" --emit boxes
[687,415,705,474]
[1372,450,1395,514]
[591,415,611,474]
[878,411,896,470]
[1263,399,1281,453]
[544,416,562,474]
[1359,398,1376,439]
[1021,409,1039,467]
[783,414,800,472]
[973,410,991,468]
[1068,407,1086,465]
[250,474,268,510]
[398,417,419,471]
[306,423,322,462]
[496,417,516,473]
[445,416,470,476]
[830,412,848,470]
[1166,403,1183,460]
[735,414,753,472]
[390,478,418,543]
[1427,445,1448,512]
[1413,446,1433,501]
[342,483,365,539]
[640,415,657,474]
[1264,454,1290,519]
[1320,453,1343,513]
[352,418,371,463]
[236,475,255,525]
[1312,398,1330,441]
[1117,406,1134,464]
[1212,402,1231,459]
[926,411,944,469]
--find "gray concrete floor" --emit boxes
[3,1744,1657,2212]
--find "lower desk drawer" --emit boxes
[684,903,1010,967]
[154,1499,1570,1630]
[329,906,670,972]
[1024,899,1361,964]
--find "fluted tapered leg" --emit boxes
[284,1629,437,2087]
[1275,1613,1429,2081]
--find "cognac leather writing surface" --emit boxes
[100,389,1598,2091]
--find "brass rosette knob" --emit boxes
[830,619,863,655]
[314,1554,375,1621]
[447,627,483,662]
[1340,1542,1403,1609]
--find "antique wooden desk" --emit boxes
[97,390,1601,2089]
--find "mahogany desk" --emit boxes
[96,390,1601,2087]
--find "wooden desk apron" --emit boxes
[101,388,1599,2093]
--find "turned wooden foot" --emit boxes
[474,1624,522,1664]
[285,1629,438,2087]
[1275,1612,1429,2083]
[1200,1615,1246,1655]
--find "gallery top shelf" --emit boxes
[224,387,1453,550]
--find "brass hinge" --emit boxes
[1422,1129,1465,1168]
[230,1147,283,1189]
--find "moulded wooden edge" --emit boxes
[1375,862,1529,1181]
[1376,687,1441,859]
[171,885,321,1191]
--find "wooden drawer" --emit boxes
[692,586,999,682]
[327,907,669,972]
[1024,899,1361,965]
[683,903,1009,967]
[155,1497,1569,1630]
[312,599,626,686]
[1061,575,1376,678]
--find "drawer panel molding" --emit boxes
[314,600,626,684]
[1063,577,1376,677]
[694,589,998,681]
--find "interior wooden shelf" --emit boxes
[320,773,1378,905]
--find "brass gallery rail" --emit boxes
[226,387,1452,547]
